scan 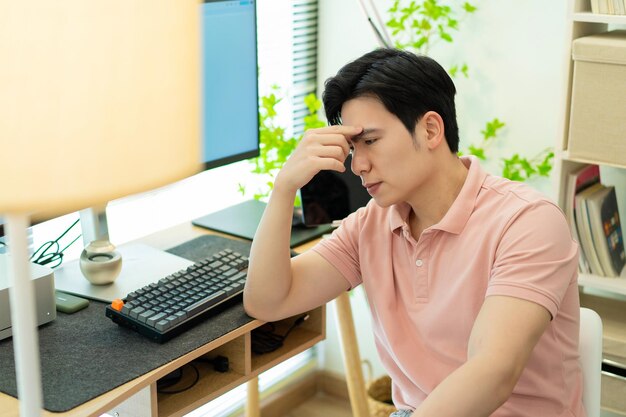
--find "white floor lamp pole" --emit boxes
[6,214,43,417]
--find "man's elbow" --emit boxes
[243,292,265,320]
[243,291,282,322]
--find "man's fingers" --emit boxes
[329,124,363,135]
[307,133,352,158]
[316,156,347,173]
[308,124,363,137]
[316,144,348,161]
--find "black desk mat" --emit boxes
[0,235,255,412]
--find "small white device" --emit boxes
[0,254,57,341]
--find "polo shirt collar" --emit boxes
[389,156,487,235]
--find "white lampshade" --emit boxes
[0,2,201,415]
[0,0,201,217]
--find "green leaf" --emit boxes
[520,159,537,177]
[467,144,486,160]
[440,31,453,42]
[449,65,458,77]
[304,93,321,113]
[461,63,469,78]
[388,0,400,13]
[387,18,403,29]
[463,2,477,13]
[536,151,554,176]
[480,118,506,140]
[414,36,429,49]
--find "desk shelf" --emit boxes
[159,371,248,417]
[157,335,248,417]
[154,306,325,417]
[251,307,325,376]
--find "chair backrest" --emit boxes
[579,307,603,417]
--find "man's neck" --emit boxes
[408,156,468,238]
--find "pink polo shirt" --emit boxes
[313,156,584,416]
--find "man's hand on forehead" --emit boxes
[328,124,363,137]
[325,124,363,149]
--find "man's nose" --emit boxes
[351,149,369,176]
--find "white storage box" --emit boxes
[569,30,626,166]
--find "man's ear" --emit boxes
[423,111,445,150]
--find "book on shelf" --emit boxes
[590,0,600,13]
[599,0,610,14]
[591,0,626,14]
[585,185,626,277]
[575,182,607,276]
[565,164,600,273]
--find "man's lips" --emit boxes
[363,182,382,194]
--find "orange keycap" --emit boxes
[111,299,124,311]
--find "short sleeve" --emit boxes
[311,208,365,289]
[486,201,579,318]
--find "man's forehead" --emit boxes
[341,96,393,126]
[350,128,382,142]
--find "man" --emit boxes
[244,48,584,417]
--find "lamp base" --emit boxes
[54,243,192,303]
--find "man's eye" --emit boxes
[364,138,378,145]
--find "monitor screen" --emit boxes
[200,0,259,169]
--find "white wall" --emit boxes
[317,0,569,379]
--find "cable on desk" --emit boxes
[30,217,81,268]
[194,355,230,373]
[157,364,200,394]
[251,314,309,354]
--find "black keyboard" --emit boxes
[105,249,248,342]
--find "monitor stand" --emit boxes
[192,199,334,248]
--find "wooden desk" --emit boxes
[0,222,326,417]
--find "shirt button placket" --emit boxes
[413,252,428,300]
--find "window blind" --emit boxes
[257,0,319,138]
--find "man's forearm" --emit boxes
[243,187,297,320]
[413,354,517,417]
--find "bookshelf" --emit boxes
[556,0,626,413]
[573,12,626,24]
[557,0,626,290]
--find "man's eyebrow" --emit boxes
[350,128,381,142]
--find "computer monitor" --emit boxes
[200,0,259,169]
[192,0,335,246]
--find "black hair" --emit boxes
[322,48,459,153]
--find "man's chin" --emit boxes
[371,196,394,208]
